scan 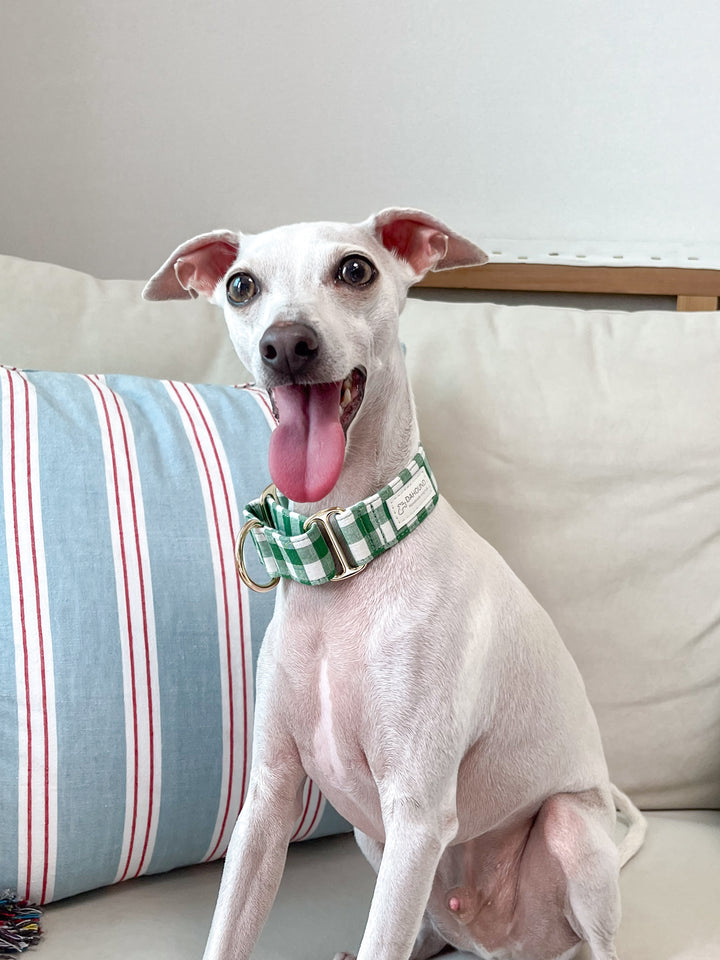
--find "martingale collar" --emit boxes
[235,446,439,591]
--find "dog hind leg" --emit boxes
[538,792,622,960]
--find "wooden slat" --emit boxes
[416,262,720,299]
[676,295,719,311]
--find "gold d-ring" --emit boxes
[235,519,280,593]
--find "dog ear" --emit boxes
[367,208,488,279]
[143,230,240,301]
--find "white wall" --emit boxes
[1,0,719,279]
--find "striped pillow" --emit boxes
[0,368,349,905]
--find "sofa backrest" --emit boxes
[2,253,718,810]
[401,297,720,809]
[0,254,249,383]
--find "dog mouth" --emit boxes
[337,367,367,434]
[268,367,366,503]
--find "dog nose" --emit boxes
[259,322,319,375]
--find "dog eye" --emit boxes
[338,255,376,287]
[226,272,258,305]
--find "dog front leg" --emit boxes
[355,791,458,960]
[202,761,306,960]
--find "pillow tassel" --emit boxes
[0,893,43,957]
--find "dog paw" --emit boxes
[332,954,356,960]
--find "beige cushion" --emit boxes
[401,299,720,809]
[36,813,720,959]
[0,254,249,382]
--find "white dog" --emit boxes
[144,209,646,960]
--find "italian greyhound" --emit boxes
[144,209,646,960]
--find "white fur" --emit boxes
[315,658,348,789]
[144,210,646,960]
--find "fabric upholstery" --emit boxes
[0,254,248,383]
[0,369,348,904]
[401,298,720,809]
[35,812,720,959]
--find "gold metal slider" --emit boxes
[259,482,279,523]
[303,507,368,582]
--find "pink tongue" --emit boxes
[269,382,345,503]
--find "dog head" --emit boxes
[144,209,487,502]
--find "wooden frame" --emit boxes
[417,263,720,311]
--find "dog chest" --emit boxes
[285,648,385,838]
[313,656,348,785]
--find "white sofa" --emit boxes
[0,253,718,960]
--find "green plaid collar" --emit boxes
[236,446,439,590]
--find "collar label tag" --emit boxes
[386,466,435,531]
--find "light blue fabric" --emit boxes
[0,369,350,904]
